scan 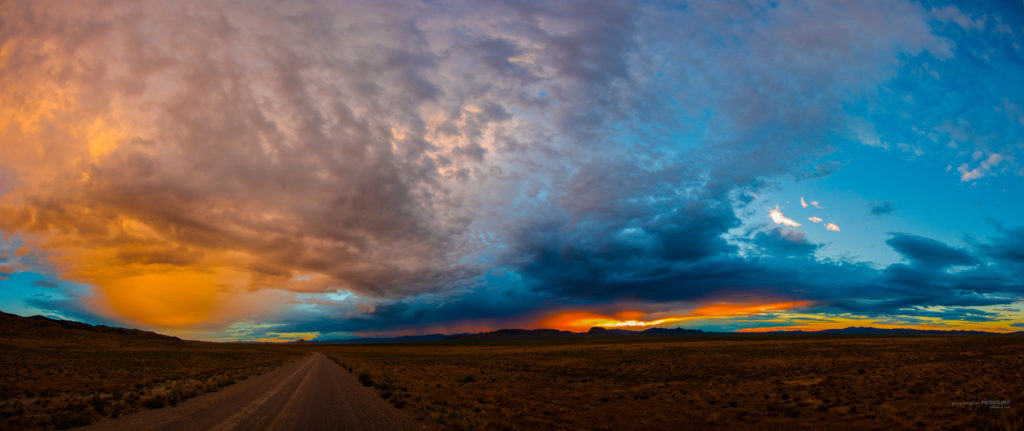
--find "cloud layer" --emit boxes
[0,0,1021,336]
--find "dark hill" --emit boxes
[0,311,182,343]
[441,327,708,341]
[316,334,452,344]
[814,326,996,336]
[641,327,706,335]
[447,328,577,340]
[330,325,1010,343]
[586,327,636,335]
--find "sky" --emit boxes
[1,0,1023,341]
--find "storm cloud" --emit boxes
[0,0,1021,336]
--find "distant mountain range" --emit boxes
[309,333,455,344]
[321,325,1022,343]
[782,326,1002,336]
[315,326,711,343]
[0,311,182,343]
[2,310,1019,344]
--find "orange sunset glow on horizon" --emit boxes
[537,301,815,332]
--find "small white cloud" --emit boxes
[810,201,821,209]
[826,223,840,232]
[800,197,808,208]
[959,164,982,181]
[769,206,801,227]
[958,153,1003,182]
[808,217,823,223]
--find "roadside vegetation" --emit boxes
[0,330,302,430]
[317,335,1024,430]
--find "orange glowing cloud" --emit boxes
[538,301,814,332]
[826,223,840,232]
[808,216,823,223]
[537,310,674,332]
[688,301,813,317]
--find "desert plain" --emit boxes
[2,312,1022,430]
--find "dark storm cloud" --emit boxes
[263,229,1024,336]
[506,187,743,302]
[808,234,1020,315]
[977,225,1024,268]
[297,296,541,336]
[490,226,1021,322]
[753,228,821,257]
[886,233,978,268]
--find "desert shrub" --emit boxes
[358,373,374,387]
[109,401,126,418]
[87,395,108,412]
[142,395,167,409]
[50,409,94,429]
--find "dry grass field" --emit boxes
[0,315,304,430]
[3,309,1022,431]
[315,335,1024,430]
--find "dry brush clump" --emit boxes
[328,356,412,411]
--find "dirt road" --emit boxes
[83,353,422,431]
